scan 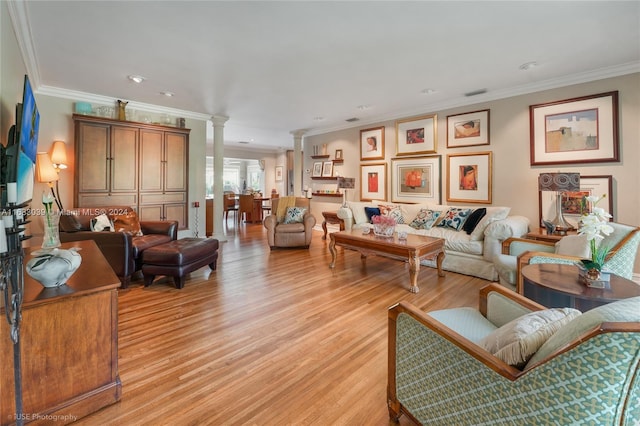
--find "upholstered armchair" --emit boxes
[388,283,640,425]
[263,197,315,249]
[496,222,640,292]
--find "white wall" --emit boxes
[304,73,640,272]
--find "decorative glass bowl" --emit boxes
[373,223,395,237]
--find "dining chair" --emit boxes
[238,194,255,224]
[224,192,238,224]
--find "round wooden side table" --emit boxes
[521,263,640,311]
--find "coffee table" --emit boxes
[521,263,640,311]
[329,229,445,293]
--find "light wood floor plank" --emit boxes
[73,223,490,425]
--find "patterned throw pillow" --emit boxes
[90,213,114,232]
[111,210,143,236]
[283,207,306,224]
[378,204,405,224]
[409,209,441,230]
[437,208,472,231]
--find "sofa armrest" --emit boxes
[337,207,354,231]
[303,213,316,230]
[481,215,530,263]
[140,220,178,240]
[479,283,545,327]
[59,230,133,283]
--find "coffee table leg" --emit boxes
[322,220,328,240]
[329,235,337,268]
[408,254,420,293]
[436,251,446,277]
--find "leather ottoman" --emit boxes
[141,238,219,289]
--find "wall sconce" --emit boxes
[538,172,580,235]
[35,152,62,210]
[48,140,67,210]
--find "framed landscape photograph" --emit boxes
[360,126,385,161]
[446,151,492,203]
[530,91,619,166]
[312,162,323,177]
[446,109,490,148]
[391,155,441,204]
[395,114,437,156]
[275,165,283,182]
[360,163,387,201]
[322,161,333,177]
[539,175,613,229]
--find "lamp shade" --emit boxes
[35,152,59,183]
[337,177,355,189]
[50,140,68,169]
[538,173,580,192]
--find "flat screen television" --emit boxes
[12,75,40,205]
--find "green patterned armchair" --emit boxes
[388,284,640,425]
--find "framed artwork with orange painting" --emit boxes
[395,114,437,156]
[391,156,441,203]
[447,151,492,204]
[360,163,387,201]
[446,109,490,148]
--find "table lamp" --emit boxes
[337,177,355,208]
[538,172,580,234]
[49,140,67,210]
[35,152,61,209]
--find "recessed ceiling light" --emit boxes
[128,75,145,83]
[420,88,436,95]
[519,61,538,71]
[160,91,174,97]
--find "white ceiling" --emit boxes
[12,1,640,152]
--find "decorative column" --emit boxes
[290,130,307,197]
[212,115,229,242]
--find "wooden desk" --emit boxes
[329,230,445,293]
[1,240,121,425]
[321,211,345,240]
[521,263,640,311]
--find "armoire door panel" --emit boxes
[111,126,138,192]
[139,130,164,192]
[77,122,110,192]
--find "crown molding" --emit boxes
[304,61,640,137]
[7,0,41,87]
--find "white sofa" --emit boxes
[337,201,530,281]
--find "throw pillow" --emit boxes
[364,207,381,223]
[409,209,441,230]
[59,212,82,232]
[462,208,487,235]
[479,308,581,367]
[437,208,472,231]
[111,210,143,236]
[90,213,114,232]
[555,234,591,258]
[378,203,404,224]
[283,207,306,224]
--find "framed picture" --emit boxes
[335,149,343,160]
[322,161,333,177]
[530,91,619,166]
[395,114,437,156]
[360,163,387,201]
[275,166,283,182]
[446,109,490,148]
[312,162,323,177]
[446,151,492,203]
[391,156,441,204]
[539,175,613,228]
[360,126,385,161]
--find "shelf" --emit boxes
[311,155,330,159]
[312,192,343,197]
[332,159,344,163]
[311,176,337,180]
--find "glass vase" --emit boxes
[42,211,61,249]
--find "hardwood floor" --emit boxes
[74,223,491,425]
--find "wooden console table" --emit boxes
[0,240,121,425]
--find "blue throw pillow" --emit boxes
[283,207,306,224]
[437,208,472,231]
[364,207,381,223]
[409,209,441,230]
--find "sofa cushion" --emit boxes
[364,207,381,223]
[283,207,306,224]
[428,307,498,344]
[470,206,511,241]
[438,208,472,231]
[112,210,143,236]
[60,212,83,232]
[555,234,591,258]
[463,208,487,235]
[409,209,441,230]
[479,308,581,367]
[526,296,640,367]
[347,201,378,225]
[131,234,173,258]
[378,203,405,224]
